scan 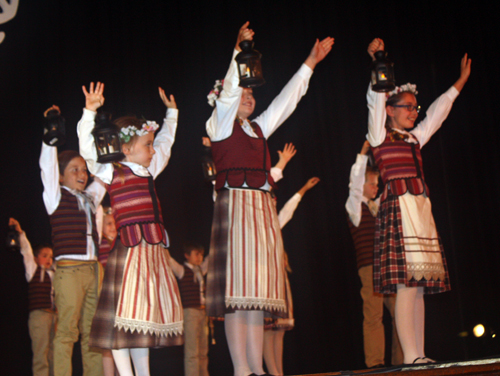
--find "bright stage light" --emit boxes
[473,324,485,337]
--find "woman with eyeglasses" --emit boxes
[365,38,471,365]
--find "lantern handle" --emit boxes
[367,38,385,61]
[235,21,254,52]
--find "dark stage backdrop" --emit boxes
[1,1,499,375]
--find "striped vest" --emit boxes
[371,132,429,202]
[98,238,114,267]
[108,164,168,248]
[347,203,376,270]
[178,266,205,309]
[50,189,99,258]
[211,120,276,191]
[28,267,53,312]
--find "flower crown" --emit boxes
[119,121,159,143]
[386,83,418,98]
[207,79,224,107]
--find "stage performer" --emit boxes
[205,21,333,376]
[346,141,402,368]
[40,105,106,376]
[366,38,471,364]
[78,82,183,376]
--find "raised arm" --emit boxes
[148,88,179,179]
[253,37,334,138]
[10,218,37,282]
[206,22,254,141]
[345,141,370,227]
[278,177,320,229]
[366,39,388,147]
[40,106,62,215]
[77,82,115,183]
[411,54,471,147]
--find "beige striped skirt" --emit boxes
[207,189,287,318]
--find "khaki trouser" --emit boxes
[358,265,403,367]
[28,309,57,376]
[53,262,103,376]
[184,308,210,376]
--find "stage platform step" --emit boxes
[294,357,500,376]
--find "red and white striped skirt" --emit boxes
[207,189,287,317]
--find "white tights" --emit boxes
[395,285,425,364]
[263,329,285,376]
[112,348,150,376]
[225,310,265,376]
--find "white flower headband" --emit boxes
[119,121,159,143]
[207,79,224,107]
[386,83,418,98]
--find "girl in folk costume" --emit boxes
[206,22,333,376]
[40,105,106,376]
[78,82,183,376]
[366,38,471,364]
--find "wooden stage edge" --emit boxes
[294,357,500,376]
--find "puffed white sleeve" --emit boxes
[253,64,313,139]
[206,49,242,142]
[19,232,37,282]
[366,84,388,147]
[149,108,178,179]
[39,142,61,215]
[166,250,185,279]
[345,154,369,227]
[77,108,114,184]
[278,193,302,229]
[410,86,460,148]
[270,167,283,183]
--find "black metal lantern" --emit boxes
[43,109,66,147]
[235,40,265,88]
[6,225,20,251]
[92,112,124,163]
[371,50,395,92]
[201,147,217,182]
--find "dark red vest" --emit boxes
[211,120,277,191]
[371,132,429,202]
[178,266,204,308]
[347,203,376,270]
[28,267,53,312]
[50,189,99,258]
[108,164,168,248]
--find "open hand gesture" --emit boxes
[278,143,297,163]
[159,87,177,109]
[298,177,320,197]
[305,37,334,70]
[82,82,105,112]
[454,53,472,92]
[236,21,255,51]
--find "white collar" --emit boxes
[121,161,151,177]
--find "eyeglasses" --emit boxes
[392,104,421,113]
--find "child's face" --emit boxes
[35,247,53,269]
[363,173,379,200]
[184,249,204,266]
[60,156,88,191]
[103,214,117,240]
[123,133,155,167]
[388,92,419,130]
[237,88,256,120]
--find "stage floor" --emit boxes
[293,357,500,376]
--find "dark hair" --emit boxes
[183,241,205,256]
[385,91,416,130]
[33,243,53,257]
[365,165,380,178]
[58,150,82,176]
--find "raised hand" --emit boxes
[82,82,105,112]
[367,38,384,61]
[298,177,320,196]
[304,37,334,70]
[360,140,371,155]
[43,105,61,117]
[275,143,297,171]
[236,21,255,51]
[159,87,177,109]
[202,137,212,148]
[8,217,22,234]
[453,53,472,93]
